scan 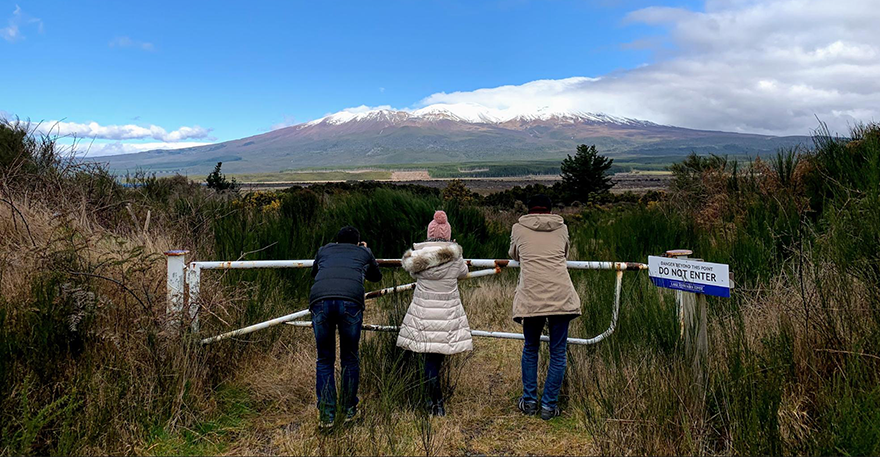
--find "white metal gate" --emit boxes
[163,251,647,346]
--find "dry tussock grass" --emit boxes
[1,184,232,453]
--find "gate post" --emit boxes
[665,249,708,396]
[187,264,201,333]
[164,250,189,329]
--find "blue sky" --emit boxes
[2,0,877,154]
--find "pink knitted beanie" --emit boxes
[427,210,452,241]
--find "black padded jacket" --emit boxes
[309,242,382,307]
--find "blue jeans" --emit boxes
[521,315,573,410]
[424,353,445,404]
[311,299,363,420]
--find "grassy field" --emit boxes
[255,158,678,181]
[2,119,879,455]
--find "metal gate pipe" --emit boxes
[200,268,502,344]
[187,265,201,333]
[285,321,595,346]
[200,308,311,345]
[365,267,502,299]
[284,268,625,347]
[193,260,314,270]
[576,269,623,345]
[190,259,647,271]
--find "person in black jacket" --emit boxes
[309,226,382,428]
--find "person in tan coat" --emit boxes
[397,210,472,416]
[509,195,581,420]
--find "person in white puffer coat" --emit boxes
[397,210,473,416]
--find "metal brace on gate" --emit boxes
[163,251,647,346]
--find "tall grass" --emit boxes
[201,184,511,346]
[0,120,241,455]
[562,123,880,455]
[3,116,880,455]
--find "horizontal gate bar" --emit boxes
[285,320,597,346]
[200,308,310,345]
[191,259,646,271]
[365,267,502,299]
[201,268,502,345]
[284,269,623,347]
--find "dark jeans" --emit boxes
[521,315,573,410]
[311,299,363,420]
[424,353,445,404]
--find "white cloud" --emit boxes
[3,113,215,156]
[1,5,43,42]
[37,120,212,142]
[109,36,155,51]
[76,141,213,157]
[412,0,880,135]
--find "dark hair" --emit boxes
[336,226,361,244]
[527,194,552,213]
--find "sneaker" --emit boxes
[318,417,334,430]
[344,407,360,424]
[518,397,538,416]
[430,401,446,417]
[318,411,335,430]
[540,406,561,421]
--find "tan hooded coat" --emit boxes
[509,213,581,322]
[396,241,473,355]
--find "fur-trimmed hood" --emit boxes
[402,241,463,274]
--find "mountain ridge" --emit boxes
[98,105,809,174]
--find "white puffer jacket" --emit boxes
[396,241,473,355]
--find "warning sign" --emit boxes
[648,256,731,298]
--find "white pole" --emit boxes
[574,269,623,345]
[285,321,602,346]
[193,260,314,270]
[364,267,502,299]
[164,250,188,329]
[201,268,503,344]
[200,308,311,345]
[190,259,647,271]
[187,265,201,333]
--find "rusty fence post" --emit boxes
[164,250,189,330]
[665,249,708,397]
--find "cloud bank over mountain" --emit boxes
[397,0,879,136]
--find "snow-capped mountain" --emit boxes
[101,104,807,174]
[303,103,657,128]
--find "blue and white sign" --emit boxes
[648,256,731,298]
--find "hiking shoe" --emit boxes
[430,401,446,417]
[518,397,538,416]
[318,412,335,430]
[344,407,360,424]
[540,406,561,421]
